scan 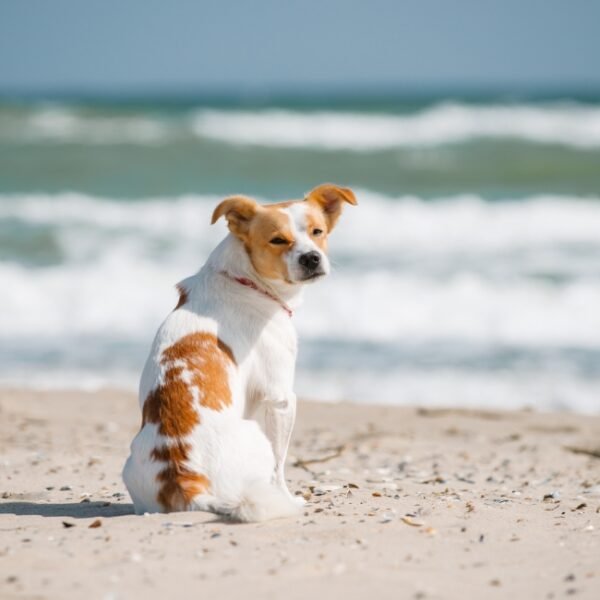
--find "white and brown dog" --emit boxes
[122,184,356,521]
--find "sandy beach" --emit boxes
[0,389,598,599]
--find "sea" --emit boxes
[1,92,599,413]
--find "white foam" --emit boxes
[191,103,600,149]
[4,103,600,149]
[2,190,600,412]
[3,190,600,250]
[295,368,600,415]
[0,106,171,145]
[2,190,600,343]
[299,272,600,347]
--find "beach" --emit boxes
[1,389,599,599]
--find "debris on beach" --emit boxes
[401,516,424,527]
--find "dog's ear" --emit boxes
[211,195,259,240]
[306,184,357,231]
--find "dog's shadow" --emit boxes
[0,501,134,519]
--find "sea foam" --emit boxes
[1,190,599,411]
[191,103,600,149]
[4,102,600,149]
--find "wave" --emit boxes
[2,256,599,347]
[191,103,600,150]
[3,190,600,251]
[1,190,600,345]
[2,189,599,411]
[294,368,600,414]
[4,102,600,149]
[2,363,598,415]
[0,106,172,145]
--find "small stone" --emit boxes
[88,519,102,529]
[543,491,560,502]
[62,521,76,528]
[59,485,72,491]
[401,516,424,527]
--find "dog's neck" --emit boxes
[187,234,305,312]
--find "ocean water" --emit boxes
[1,95,599,413]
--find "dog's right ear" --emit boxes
[211,195,259,240]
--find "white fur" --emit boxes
[123,209,317,522]
[282,204,330,282]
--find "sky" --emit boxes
[1,0,599,94]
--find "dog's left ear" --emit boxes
[306,184,357,231]
[211,195,259,241]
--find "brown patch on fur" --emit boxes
[150,440,210,511]
[142,375,199,436]
[211,195,258,239]
[306,183,357,231]
[305,204,329,251]
[246,209,295,281]
[174,284,188,310]
[151,441,190,463]
[142,331,235,511]
[156,461,210,511]
[162,332,234,412]
[142,332,235,435]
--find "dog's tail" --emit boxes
[196,481,302,523]
[230,481,302,522]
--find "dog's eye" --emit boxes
[312,228,323,236]
[269,237,288,245]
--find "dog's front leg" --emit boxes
[264,393,298,501]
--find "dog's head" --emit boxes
[211,184,357,285]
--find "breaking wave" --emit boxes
[2,189,599,412]
[4,102,600,149]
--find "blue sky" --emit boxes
[1,0,599,93]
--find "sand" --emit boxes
[0,389,599,600]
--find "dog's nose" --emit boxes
[299,251,321,271]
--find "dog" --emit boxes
[122,183,357,521]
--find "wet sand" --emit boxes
[1,389,599,599]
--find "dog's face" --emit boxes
[212,184,357,285]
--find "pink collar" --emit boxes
[219,270,293,318]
